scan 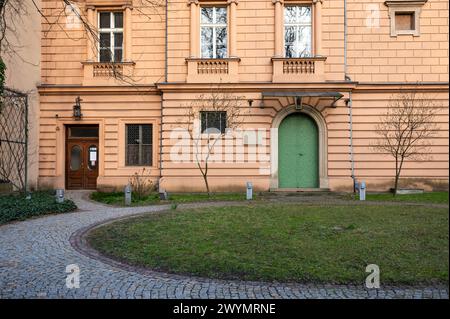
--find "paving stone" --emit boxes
[0,190,447,299]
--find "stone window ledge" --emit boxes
[186,57,241,83]
[81,61,135,85]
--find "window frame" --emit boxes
[98,11,124,63]
[200,111,227,134]
[199,6,228,59]
[125,124,153,167]
[385,0,426,37]
[283,4,313,58]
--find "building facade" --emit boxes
[38,0,449,192]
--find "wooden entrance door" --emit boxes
[66,126,99,189]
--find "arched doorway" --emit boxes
[270,105,328,190]
[278,113,319,188]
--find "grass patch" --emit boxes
[90,191,254,206]
[88,203,449,284]
[353,192,448,204]
[0,191,77,225]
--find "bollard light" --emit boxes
[124,184,132,206]
[246,182,253,200]
[159,190,168,200]
[56,189,64,203]
[359,181,366,201]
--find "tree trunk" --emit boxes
[202,172,210,197]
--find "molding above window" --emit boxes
[86,0,132,7]
[385,0,428,37]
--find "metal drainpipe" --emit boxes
[158,0,168,189]
[344,0,356,192]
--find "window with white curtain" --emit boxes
[98,11,124,62]
[284,6,312,58]
[200,7,228,59]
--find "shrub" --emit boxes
[0,191,77,225]
[129,168,155,200]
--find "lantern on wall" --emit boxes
[73,96,83,120]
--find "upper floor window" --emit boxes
[99,11,123,63]
[284,5,312,58]
[200,6,227,59]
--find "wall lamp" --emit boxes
[73,96,83,120]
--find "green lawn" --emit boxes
[0,191,77,225]
[88,203,449,284]
[354,192,448,204]
[90,191,255,206]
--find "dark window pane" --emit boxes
[100,33,110,48]
[142,145,152,166]
[126,145,139,166]
[100,49,111,62]
[126,124,153,166]
[127,125,140,144]
[114,49,123,62]
[99,12,110,28]
[141,124,152,144]
[114,12,123,28]
[69,127,99,138]
[114,33,123,47]
[201,111,226,134]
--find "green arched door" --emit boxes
[278,113,319,188]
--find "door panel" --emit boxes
[278,113,319,188]
[66,140,99,189]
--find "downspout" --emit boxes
[159,0,168,189]
[344,0,356,192]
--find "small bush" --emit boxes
[129,168,155,200]
[0,191,77,225]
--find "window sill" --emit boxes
[186,57,241,83]
[81,61,136,85]
[272,56,327,83]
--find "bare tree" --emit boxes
[182,88,245,196]
[372,91,441,195]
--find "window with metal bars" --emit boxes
[200,111,227,134]
[125,124,153,166]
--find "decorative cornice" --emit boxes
[227,0,239,5]
[272,0,284,5]
[384,0,427,7]
[188,0,199,6]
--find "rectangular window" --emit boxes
[284,5,312,58]
[200,111,227,134]
[98,11,124,63]
[200,6,227,59]
[126,124,153,166]
[395,12,415,31]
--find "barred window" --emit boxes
[99,12,123,62]
[200,111,227,134]
[126,124,153,166]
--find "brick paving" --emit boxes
[0,191,448,299]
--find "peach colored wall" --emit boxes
[38,87,161,190]
[38,0,449,192]
[347,0,449,82]
[41,0,166,85]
